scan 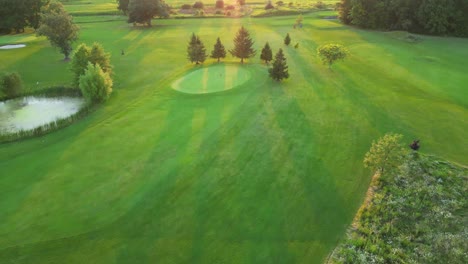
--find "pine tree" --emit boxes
[284,33,291,45]
[211,37,226,63]
[187,33,207,64]
[260,42,273,64]
[229,26,256,64]
[269,48,289,81]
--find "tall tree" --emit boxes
[127,0,169,26]
[260,42,272,64]
[36,1,79,60]
[79,62,113,104]
[284,33,291,45]
[229,26,256,64]
[187,33,207,64]
[268,48,289,81]
[210,37,226,63]
[71,43,112,87]
[117,0,130,14]
[0,0,48,33]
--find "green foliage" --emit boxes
[363,133,409,175]
[265,1,275,10]
[0,0,48,33]
[268,48,289,81]
[0,72,23,98]
[229,26,256,63]
[340,0,468,37]
[210,37,226,62]
[117,0,130,14]
[71,43,112,87]
[284,33,291,45]
[79,62,113,104]
[127,0,169,26]
[36,1,79,60]
[317,43,348,68]
[260,42,273,64]
[187,33,207,64]
[332,155,468,263]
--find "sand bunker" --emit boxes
[0,44,26,50]
[172,64,251,94]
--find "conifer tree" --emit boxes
[284,33,291,45]
[260,42,273,64]
[187,33,207,64]
[211,37,226,63]
[229,26,256,64]
[269,48,289,81]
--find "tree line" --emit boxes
[339,0,468,37]
[0,0,48,33]
[187,27,289,82]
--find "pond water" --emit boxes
[0,96,85,133]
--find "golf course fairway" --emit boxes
[0,3,467,263]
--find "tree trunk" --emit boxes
[241,58,244,64]
[217,58,220,63]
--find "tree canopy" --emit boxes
[71,43,112,87]
[0,0,48,33]
[127,0,169,26]
[260,42,273,64]
[79,62,113,104]
[317,44,348,68]
[36,1,79,60]
[229,26,256,64]
[268,48,289,81]
[363,133,409,175]
[338,0,468,37]
[187,33,207,64]
[0,72,23,98]
[211,37,226,63]
[284,33,291,46]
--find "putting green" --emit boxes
[172,64,251,94]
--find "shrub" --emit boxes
[288,2,293,7]
[276,1,284,6]
[225,11,231,16]
[215,10,223,15]
[79,62,113,104]
[193,1,204,9]
[215,0,224,9]
[181,4,191,9]
[0,72,23,98]
[225,5,235,10]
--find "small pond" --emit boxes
[0,96,85,133]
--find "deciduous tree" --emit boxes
[127,0,169,27]
[0,72,23,98]
[36,1,79,60]
[317,43,348,68]
[71,43,112,87]
[79,62,113,104]
[364,133,409,175]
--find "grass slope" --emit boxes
[0,11,467,264]
[331,154,468,263]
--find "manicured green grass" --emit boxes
[0,11,467,264]
[172,64,252,94]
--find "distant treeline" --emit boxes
[339,0,468,37]
[0,0,47,34]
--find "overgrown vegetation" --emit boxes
[331,154,468,263]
